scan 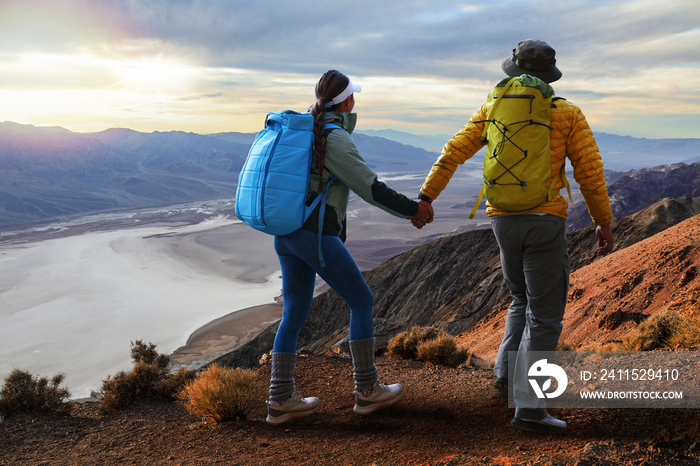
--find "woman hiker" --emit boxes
[266,70,434,424]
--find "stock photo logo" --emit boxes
[528,359,568,399]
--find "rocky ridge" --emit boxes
[568,162,700,230]
[460,206,700,356]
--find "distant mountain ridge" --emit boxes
[568,162,700,230]
[594,132,700,171]
[0,122,435,228]
[355,129,452,152]
[1,120,698,229]
[357,129,700,171]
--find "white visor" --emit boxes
[329,80,361,106]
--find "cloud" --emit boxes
[98,0,700,91]
[0,0,698,137]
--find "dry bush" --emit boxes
[158,367,199,399]
[583,341,619,352]
[416,335,471,367]
[388,327,471,367]
[617,311,700,351]
[0,369,71,419]
[180,364,266,423]
[388,326,445,360]
[100,369,139,413]
[556,341,574,351]
[131,340,169,368]
[100,340,197,414]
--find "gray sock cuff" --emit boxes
[271,352,297,368]
[269,352,297,402]
[349,339,378,391]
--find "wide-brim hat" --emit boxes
[502,39,562,83]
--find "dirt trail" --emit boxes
[2,354,699,465]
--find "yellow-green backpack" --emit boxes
[469,74,573,218]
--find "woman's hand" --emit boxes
[411,200,434,229]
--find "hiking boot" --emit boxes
[493,377,508,394]
[266,393,320,425]
[354,382,404,415]
[511,413,567,433]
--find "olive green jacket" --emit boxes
[302,111,418,240]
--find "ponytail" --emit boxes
[310,100,328,192]
[311,70,350,192]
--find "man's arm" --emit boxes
[420,104,488,201]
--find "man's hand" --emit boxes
[596,223,614,255]
[411,200,434,229]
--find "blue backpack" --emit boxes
[235,110,340,265]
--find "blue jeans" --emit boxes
[272,229,374,354]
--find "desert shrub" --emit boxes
[617,311,700,351]
[556,341,574,351]
[416,335,471,367]
[100,340,197,414]
[388,326,445,359]
[179,364,266,423]
[157,367,199,399]
[583,342,619,352]
[0,369,71,419]
[100,369,139,413]
[388,327,471,367]
[131,340,169,368]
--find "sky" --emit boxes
[0,0,699,139]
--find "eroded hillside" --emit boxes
[461,211,700,357]
[216,197,700,369]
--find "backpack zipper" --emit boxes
[491,94,535,113]
[258,126,283,226]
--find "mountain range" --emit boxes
[568,161,700,230]
[359,128,700,171]
[0,122,436,228]
[2,120,699,229]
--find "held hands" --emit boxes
[596,223,614,255]
[411,200,434,229]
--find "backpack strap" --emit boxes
[479,77,518,141]
[316,174,337,267]
[551,96,566,109]
[548,167,581,226]
[314,122,342,267]
[469,184,486,219]
[548,96,580,225]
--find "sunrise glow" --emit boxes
[0,1,698,138]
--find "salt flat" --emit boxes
[0,215,282,399]
[0,171,485,399]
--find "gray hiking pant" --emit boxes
[491,214,570,419]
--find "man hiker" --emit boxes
[417,39,614,433]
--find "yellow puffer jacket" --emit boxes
[420,98,613,226]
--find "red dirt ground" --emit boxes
[2,353,699,465]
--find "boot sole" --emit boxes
[353,392,404,415]
[511,417,567,433]
[266,405,320,425]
